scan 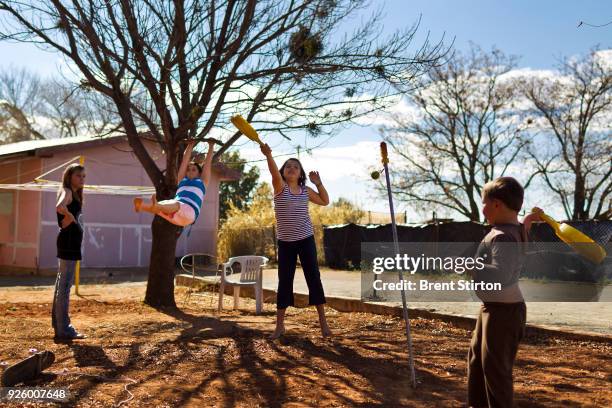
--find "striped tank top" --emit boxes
[175,177,206,219]
[274,184,314,242]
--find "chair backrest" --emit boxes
[227,256,269,283]
[180,253,218,277]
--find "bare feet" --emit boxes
[133,198,143,212]
[316,304,332,338]
[268,326,286,340]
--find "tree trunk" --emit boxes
[144,215,180,308]
[573,174,587,221]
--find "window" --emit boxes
[0,191,14,215]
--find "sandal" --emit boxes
[1,351,55,386]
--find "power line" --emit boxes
[577,19,612,28]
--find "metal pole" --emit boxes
[380,142,417,388]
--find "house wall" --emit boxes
[0,158,42,269]
[1,139,220,270]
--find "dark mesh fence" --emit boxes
[528,220,612,246]
[323,221,489,269]
[525,220,612,282]
[323,221,612,274]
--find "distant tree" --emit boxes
[381,46,534,221]
[0,66,119,144]
[0,67,44,143]
[39,80,121,138]
[520,48,612,220]
[218,151,260,222]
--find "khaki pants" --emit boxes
[467,302,526,408]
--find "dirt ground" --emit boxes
[0,283,610,407]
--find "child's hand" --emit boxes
[523,208,543,232]
[260,143,272,157]
[61,213,75,229]
[185,140,197,150]
[309,171,322,185]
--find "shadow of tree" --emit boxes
[25,302,607,408]
[148,307,468,407]
[69,344,118,369]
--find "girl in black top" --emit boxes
[52,163,86,340]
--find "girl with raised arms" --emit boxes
[134,139,215,226]
[260,143,332,339]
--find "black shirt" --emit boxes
[56,191,83,261]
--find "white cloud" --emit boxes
[352,96,422,127]
[233,140,398,212]
[594,49,612,69]
[238,140,381,181]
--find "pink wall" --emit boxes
[2,138,222,270]
[0,158,42,268]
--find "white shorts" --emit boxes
[158,201,196,227]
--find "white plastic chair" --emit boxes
[218,256,268,314]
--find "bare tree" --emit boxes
[521,48,612,220]
[381,46,534,222]
[0,66,45,143]
[0,0,447,307]
[0,66,120,143]
[40,79,121,138]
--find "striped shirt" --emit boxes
[274,183,314,241]
[176,177,206,219]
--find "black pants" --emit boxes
[467,302,526,408]
[276,235,326,309]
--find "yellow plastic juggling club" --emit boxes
[230,115,263,145]
[75,260,81,295]
[534,208,606,264]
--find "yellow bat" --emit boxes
[535,209,606,264]
[230,115,263,145]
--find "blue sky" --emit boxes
[2,1,610,220]
[382,0,610,69]
[324,0,612,143]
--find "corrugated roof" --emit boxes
[0,134,242,181]
[0,135,123,158]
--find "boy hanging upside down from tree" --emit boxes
[134,139,215,226]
